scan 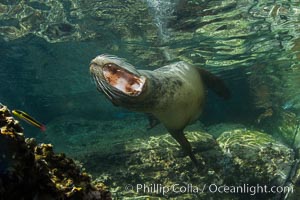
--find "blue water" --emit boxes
[1,0,300,199]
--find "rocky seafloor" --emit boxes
[0,104,111,200]
[2,102,300,199]
[44,110,300,200]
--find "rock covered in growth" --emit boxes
[0,105,36,199]
[0,104,111,200]
[86,129,238,199]
[217,129,294,189]
[259,110,300,148]
[76,119,295,199]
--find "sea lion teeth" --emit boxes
[90,54,230,167]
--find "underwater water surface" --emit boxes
[1,0,300,199]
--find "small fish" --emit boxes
[12,110,46,132]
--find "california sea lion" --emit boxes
[90,55,230,166]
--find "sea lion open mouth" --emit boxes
[102,63,146,96]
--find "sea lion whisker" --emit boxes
[102,80,142,107]
[94,78,104,93]
[102,82,119,100]
[90,76,96,84]
[100,79,131,102]
[110,87,131,98]
[92,75,103,91]
[99,81,116,100]
[94,75,114,100]
[93,73,130,102]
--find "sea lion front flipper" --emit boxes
[146,114,160,130]
[168,129,199,167]
[197,68,231,100]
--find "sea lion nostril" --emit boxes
[89,63,101,71]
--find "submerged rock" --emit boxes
[260,110,300,148]
[217,129,294,187]
[0,104,111,200]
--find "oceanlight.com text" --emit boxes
[124,183,293,196]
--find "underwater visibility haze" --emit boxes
[1,0,300,199]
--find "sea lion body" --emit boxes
[138,62,205,131]
[90,55,230,166]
